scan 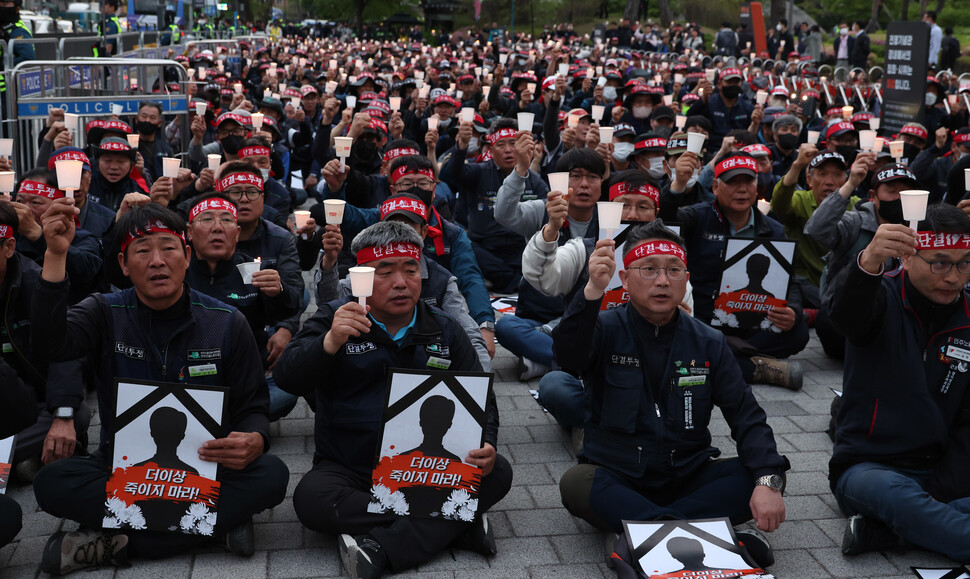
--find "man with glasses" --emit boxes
[554,220,788,570]
[215,162,304,416]
[828,204,970,561]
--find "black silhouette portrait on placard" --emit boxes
[740,253,776,298]
[402,396,461,461]
[666,536,728,572]
[134,407,199,475]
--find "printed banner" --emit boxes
[712,238,795,332]
[370,369,493,520]
[490,295,517,315]
[0,436,13,494]
[623,517,773,578]
[105,379,227,535]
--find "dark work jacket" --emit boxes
[185,252,301,362]
[236,219,306,334]
[78,199,116,241]
[441,148,549,250]
[274,297,490,477]
[699,93,754,152]
[88,171,149,213]
[30,280,270,454]
[554,293,789,483]
[16,227,103,304]
[673,200,793,324]
[828,265,970,490]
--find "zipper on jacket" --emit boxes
[637,446,642,463]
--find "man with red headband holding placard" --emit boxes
[274,221,512,579]
[827,203,970,561]
[28,200,288,574]
[554,219,789,571]
[667,151,809,390]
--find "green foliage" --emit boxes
[306,0,417,26]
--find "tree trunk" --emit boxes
[770,0,786,32]
[658,0,672,26]
[901,0,910,21]
[936,0,945,14]
[919,0,929,16]
[867,0,880,32]
[624,0,638,22]
[354,0,365,32]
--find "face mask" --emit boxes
[401,185,433,207]
[0,8,18,26]
[721,85,742,99]
[925,93,938,106]
[670,167,699,189]
[776,133,799,150]
[353,140,379,162]
[259,168,270,181]
[646,157,665,179]
[603,86,618,102]
[776,24,783,31]
[654,126,673,140]
[835,145,858,166]
[613,142,634,162]
[903,143,922,163]
[221,134,244,155]
[877,198,904,224]
[632,106,652,119]
[437,117,452,129]
[136,121,158,136]
[467,136,480,154]
[840,27,849,35]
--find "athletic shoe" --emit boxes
[842,514,901,555]
[40,529,130,576]
[225,518,255,556]
[451,513,497,555]
[735,523,775,568]
[338,533,387,579]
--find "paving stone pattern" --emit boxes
[0,326,957,577]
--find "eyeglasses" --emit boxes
[569,172,603,183]
[626,265,687,280]
[224,188,263,200]
[216,127,247,138]
[194,216,237,228]
[395,179,435,191]
[915,253,970,275]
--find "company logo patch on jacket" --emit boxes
[425,343,450,357]
[346,342,377,355]
[115,341,145,360]
[187,348,222,361]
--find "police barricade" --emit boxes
[60,35,104,59]
[7,59,190,176]
[4,37,59,69]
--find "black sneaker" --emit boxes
[40,529,130,576]
[842,514,900,555]
[451,513,496,556]
[735,526,775,569]
[338,534,387,579]
[225,518,255,557]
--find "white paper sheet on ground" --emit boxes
[290,169,304,190]
[912,568,970,579]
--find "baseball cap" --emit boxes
[714,154,758,181]
[872,164,917,187]
[380,193,428,225]
[809,149,848,170]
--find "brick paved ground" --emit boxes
[0,324,961,578]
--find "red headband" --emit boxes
[623,240,687,269]
[18,180,63,200]
[900,125,929,141]
[380,197,428,221]
[608,182,660,205]
[356,242,422,265]
[385,147,421,161]
[390,166,435,185]
[635,137,667,150]
[99,141,132,152]
[955,133,970,145]
[0,224,12,240]
[120,219,187,253]
[238,146,271,159]
[917,231,970,251]
[216,172,264,192]
[189,198,238,223]
[714,156,758,179]
[487,128,518,144]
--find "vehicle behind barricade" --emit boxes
[5,58,190,176]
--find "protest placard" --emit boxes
[712,238,796,332]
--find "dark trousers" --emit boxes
[293,456,513,572]
[0,494,22,548]
[815,309,846,360]
[560,458,755,533]
[727,321,811,382]
[14,403,92,463]
[470,242,522,294]
[33,451,288,558]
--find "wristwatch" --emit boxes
[54,406,75,420]
[755,474,785,494]
[479,321,495,332]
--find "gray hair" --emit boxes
[351,220,424,255]
[622,219,686,261]
[773,114,803,133]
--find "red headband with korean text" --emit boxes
[237,146,271,159]
[380,197,428,221]
[120,218,187,253]
[714,155,758,179]
[189,198,238,223]
[356,242,422,265]
[215,172,264,192]
[385,147,421,161]
[608,182,660,204]
[917,231,970,251]
[486,128,518,144]
[0,224,11,240]
[390,166,435,185]
[18,180,63,200]
[623,240,687,269]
